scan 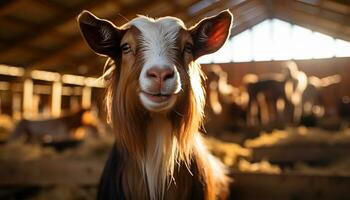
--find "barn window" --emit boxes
[197,18,350,64]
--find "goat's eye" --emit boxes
[121,43,132,54]
[184,43,193,54]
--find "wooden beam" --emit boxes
[22,78,33,119]
[58,53,103,75]
[295,0,350,17]
[82,86,91,109]
[0,0,20,17]
[273,3,350,41]
[27,0,194,71]
[0,158,104,186]
[230,171,350,200]
[178,0,263,27]
[1,157,350,200]
[183,0,261,26]
[51,81,62,117]
[231,12,269,36]
[0,0,103,54]
[12,92,21,120]
[290,0,350,25]
[34,0,68,12]
[29,0,266,74]
[264,0,275,18]
[272,0,350,39]
[251,145,350,163]
[0,0,16,7]
[29,36,85,70]
[182,0,268,36]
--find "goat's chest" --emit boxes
[121,161,204,200]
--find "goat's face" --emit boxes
[127,17,185,112]
[78,10,232,113]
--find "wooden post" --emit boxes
[70,96,80,111]
[82,86,91,109]
[32,94,40,117]
[0,95,2,114]
[23,79,33,119]
[12,93,21,120]
[51,81,62,117]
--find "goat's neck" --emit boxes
[120,114,227,200]
[142,114,179,200]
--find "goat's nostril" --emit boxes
[146,67,175,82]
[147,70,159,79]
[162,69,175,81]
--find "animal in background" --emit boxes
[339,96,350,121]
[10,109,99,143]
[205,65,247,134]
[243,65,295,126]
[78,10,233,200]
[285,61,341,124]
[300,75,341,121]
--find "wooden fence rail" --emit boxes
[1,158,350,199]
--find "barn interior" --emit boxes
[1,0,350,199]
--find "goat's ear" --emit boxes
[190,10,233,60]
[77,10,122,58]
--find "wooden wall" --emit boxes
[202,57,350,116]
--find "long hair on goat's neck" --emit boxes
[104,58,226,199]
[169,61,206,163]
[105,54,149,162]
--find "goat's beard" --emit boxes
[105,62,204,152]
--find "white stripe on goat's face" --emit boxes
[130,16,184,112]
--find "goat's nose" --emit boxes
[146,67,174,82]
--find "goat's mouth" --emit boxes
[141,91,173,103]
[139,91,177,112]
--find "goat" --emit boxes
[78,10,233,200]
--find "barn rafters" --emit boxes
[0,0,349,76]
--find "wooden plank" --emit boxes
[251,145,350,163]
[0,157,104,186]
[230,171,350,200]
[1,157,350,200]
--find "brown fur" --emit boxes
[104,29,227,199]
[78,10,233,200]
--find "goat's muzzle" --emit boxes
[139,64,181,112]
